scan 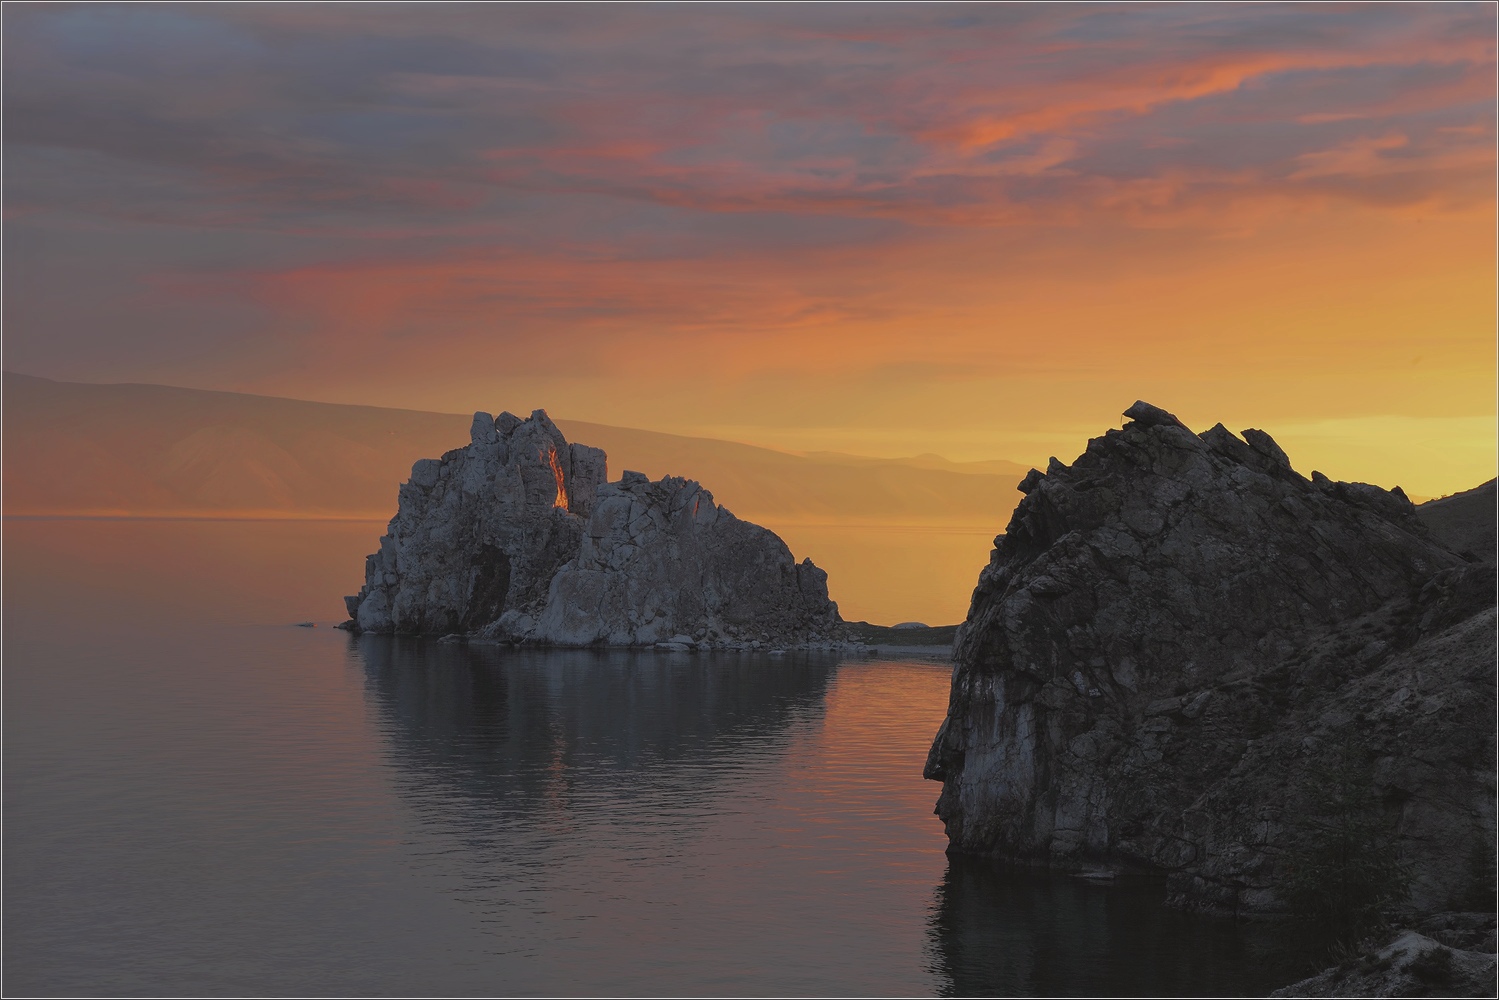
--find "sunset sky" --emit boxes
[6,3,1495,497]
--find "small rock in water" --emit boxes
[295,621,316,628]
[891,622,928,630]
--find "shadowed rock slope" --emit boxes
[1417,478,1497,564]
[347,409,844,649]
[1272,924,1496,998]
[925,401,1495,916]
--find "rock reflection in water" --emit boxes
[353,637,841,866]
[928,855,1323,997]
[355,639,836,801]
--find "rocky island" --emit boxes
[925,402,1495,933]
[343,409,845,650]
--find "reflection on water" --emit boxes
[349,636,950,994]
[929,856,1318,997]
[357,638,839,856]
[359,639,837,799]
[5,518,1325,995]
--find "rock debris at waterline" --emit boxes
[343,408,853,651]
[925,400,1496,918]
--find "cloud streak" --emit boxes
[6,4,1492,233]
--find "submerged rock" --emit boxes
[925,402,1496,917]
[345,409,844,648]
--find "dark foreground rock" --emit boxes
[924,401,1496,917]
[345,409,845,649]
[1271,919,1497,998]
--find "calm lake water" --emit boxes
[5,519,1316,996]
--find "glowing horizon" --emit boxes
[5,4,1495,499]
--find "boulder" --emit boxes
[925,401,1496,916]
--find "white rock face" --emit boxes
[520,473,842,648]
[347,409,603,634]
[346,411,844,648]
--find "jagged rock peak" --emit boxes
[346,408,606,635]
[344,409,845,650]
[927,401,1493,918]
[1122,399,1188,429]
[1019,402,1306,493]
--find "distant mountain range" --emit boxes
[2,372,1030,527]
[3,371,1036,624]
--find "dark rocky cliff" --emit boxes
[925,401,1495,915]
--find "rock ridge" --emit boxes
[345,409,846,650]
[925,401,1495,917]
